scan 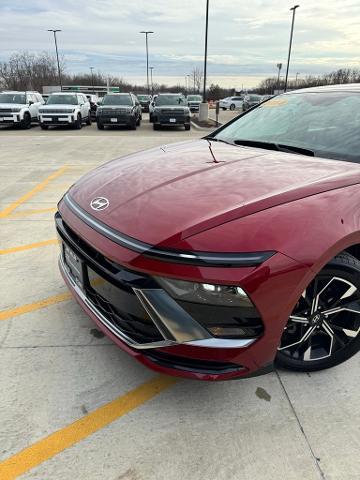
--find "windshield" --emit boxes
[137,95,150,101]
[213,92,360,163]
[47,95,77,105]
[156,95,186,106]
[187,95,202,101]
[102,95,132,106]
[0,93,26,104]
[247,95,261,102]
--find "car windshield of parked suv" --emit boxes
[187,95,202,101]
[137,95,150,101]
[47,94,78,105]
[102,95,132,106]
[155,95,186,106]
[247,95,261,102]
[213,91,360,163]
[0,93,26,104]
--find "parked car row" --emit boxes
[219,94,273,112]
[0,90,192,131]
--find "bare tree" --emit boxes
[191,67,203,93]
[0,51,64,91]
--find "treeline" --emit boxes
[1,51,359,99]
[254,68,360,94]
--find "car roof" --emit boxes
[104,93,131,96]
[49,92,81,95]
[287,83,360,94]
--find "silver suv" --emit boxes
[0,91,44,128]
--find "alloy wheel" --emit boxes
[277,253,360,370]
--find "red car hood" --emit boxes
[69,139,360,247]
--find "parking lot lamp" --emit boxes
[48,29,62,91]
[150,67,154,95]
[284,5,299,92]
[139,31,154,95]
[90,67,95,94]
[199,0,210,121]
[276,63,282,93]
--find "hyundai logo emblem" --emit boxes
[90,197,109,211]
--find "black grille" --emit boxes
[40,109,73,114]
[144,351,245,374]
[0,108,13,113]
[56,213,162,345]
[86,287,163,344]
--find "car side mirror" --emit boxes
[151,102,155,106]
[28,100,34,105]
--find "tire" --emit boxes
[97,122,104,130]
[230,104,235,111]
[184,123,191,131]
[222,107,227,111]
[86,112,92,125]
[276,252,360,372]
[75,113,82,129]
[21,112,31,129]
[153,123,160,130]
[130,118,137,130]
[149,113,153,123]
[136,116,141,126]
[40,124,48,130]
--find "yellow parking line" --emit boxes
[0,375,177,480]
[0,166,67,218]
[0,292,71,321]
[7,207,57,217]
[0,239,59,255]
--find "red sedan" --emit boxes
[56,84,360,380]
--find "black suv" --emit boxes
[136,94,151,112]
[152,94,191,130]
[96,93,142,130]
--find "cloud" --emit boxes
[0,0,359,87]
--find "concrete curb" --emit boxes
[190,120,221,131]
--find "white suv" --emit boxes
[0,91,44,128]
[39,92,91,129]
[219,96,244,111]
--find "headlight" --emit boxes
[156,277,252,307]
[155,277,263,338]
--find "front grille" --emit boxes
[100,108,129,114]
[144,351,245,374]
[159,109,184,115]
[39,109,73,114]
[0,108,13,113]
[86,287,163,344]
[56,213,162,345]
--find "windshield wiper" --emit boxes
[205,137,232,145]
[234,139,314,157]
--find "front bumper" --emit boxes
[0,113,20,124]
[40,114,75,125]
[97,114,134,126]
[154,114,190,126]
[57,197,312,381]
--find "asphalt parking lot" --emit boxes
[0,113,359,480]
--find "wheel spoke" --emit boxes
[289,315,309,324]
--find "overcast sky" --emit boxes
[0,0,359,88]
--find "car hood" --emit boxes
[155,106,186,111]
[68,139,360,248]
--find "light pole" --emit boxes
[276,63,282,93]
[202,0,209,102]
[199,0,210,121]
[139,31,154,95]
[90,66,95,94]
[284,5,299,92]
[149,66,154,95]
[48,29,62,91]
[187,74,190,95]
